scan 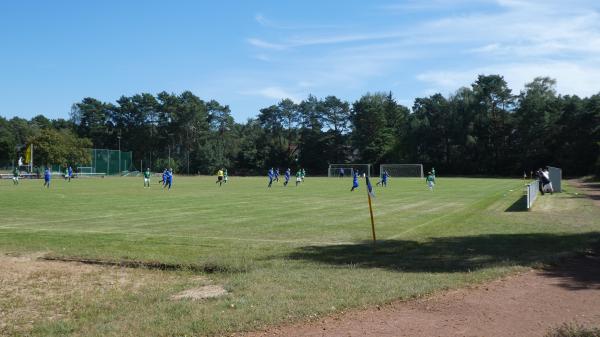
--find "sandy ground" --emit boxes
[243,180,600,337]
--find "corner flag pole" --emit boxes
[365,176,376,244]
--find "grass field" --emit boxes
[1,176,599,336]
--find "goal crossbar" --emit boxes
[379,164,423,178]
[328,163,372,177]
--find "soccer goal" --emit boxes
[76,166,106,178]
[379,164,424,178]
[328,164,372,177]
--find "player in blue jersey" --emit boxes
[160,168,167,187]
[43,167,51,188]
[274,168,280,182]
[267,168,274,188]
[377,170,389,187]
[350,170,359,191]
[284,168,291,186]
[164,168,173,190]
[67,166,73,182]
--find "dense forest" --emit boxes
[1,74,599,176]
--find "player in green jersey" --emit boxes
[425,172,435,191]
[12,167,19,185]
[143,168,151,187]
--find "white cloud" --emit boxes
[243,86,302,102]
[416,61,600,97]
[246,38,286,50]
[254,13,270,27]
[236,0,600,114]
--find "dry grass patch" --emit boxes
[0,253,189,336]
[170,285,228,300]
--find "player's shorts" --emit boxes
[218,176,223,181]
[428,181,435,188]
[296,177,302,182]
[144,178,150,183]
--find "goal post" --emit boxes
[379,164,424,178]
[328,164,372,177]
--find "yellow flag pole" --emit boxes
[366,177,376,244]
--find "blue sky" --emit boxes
[1,0,600,121]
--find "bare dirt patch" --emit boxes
[171,285,228,300]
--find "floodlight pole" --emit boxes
[118,135,122,174]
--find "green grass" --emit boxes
[1,176,599,336]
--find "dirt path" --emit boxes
[244,180,600,337]
[569,179,600,207]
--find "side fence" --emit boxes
[525,180,539,209]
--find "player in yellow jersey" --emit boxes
[216,168,224,186]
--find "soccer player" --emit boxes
[160,168,168,187]
[274,168,280,182]
[432,167,436,177]
[295,169,302,186]
[143,168,151,187]
[426,171,435,191]
[13,166,21,185]
[284,168,291,186]
[216,168,224,186]
[267,168,274,188]
[301,168,306,181]
[43,167,51,188]
[541,167,553,194]
[12,166,19,185]
[224,169,228,183]
[350,170,359,191]
[164,168,173,190]
[339,168,345,178]
[377,170,389,187]
[67,166,73,182]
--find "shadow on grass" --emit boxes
[541,252,600,290]
[287,232,600,288]
[505,195,528,212]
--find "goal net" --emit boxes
[328,164,372,177]
[76,166,106,178]
[379,164,424,178]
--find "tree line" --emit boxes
[1,74,599,176]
